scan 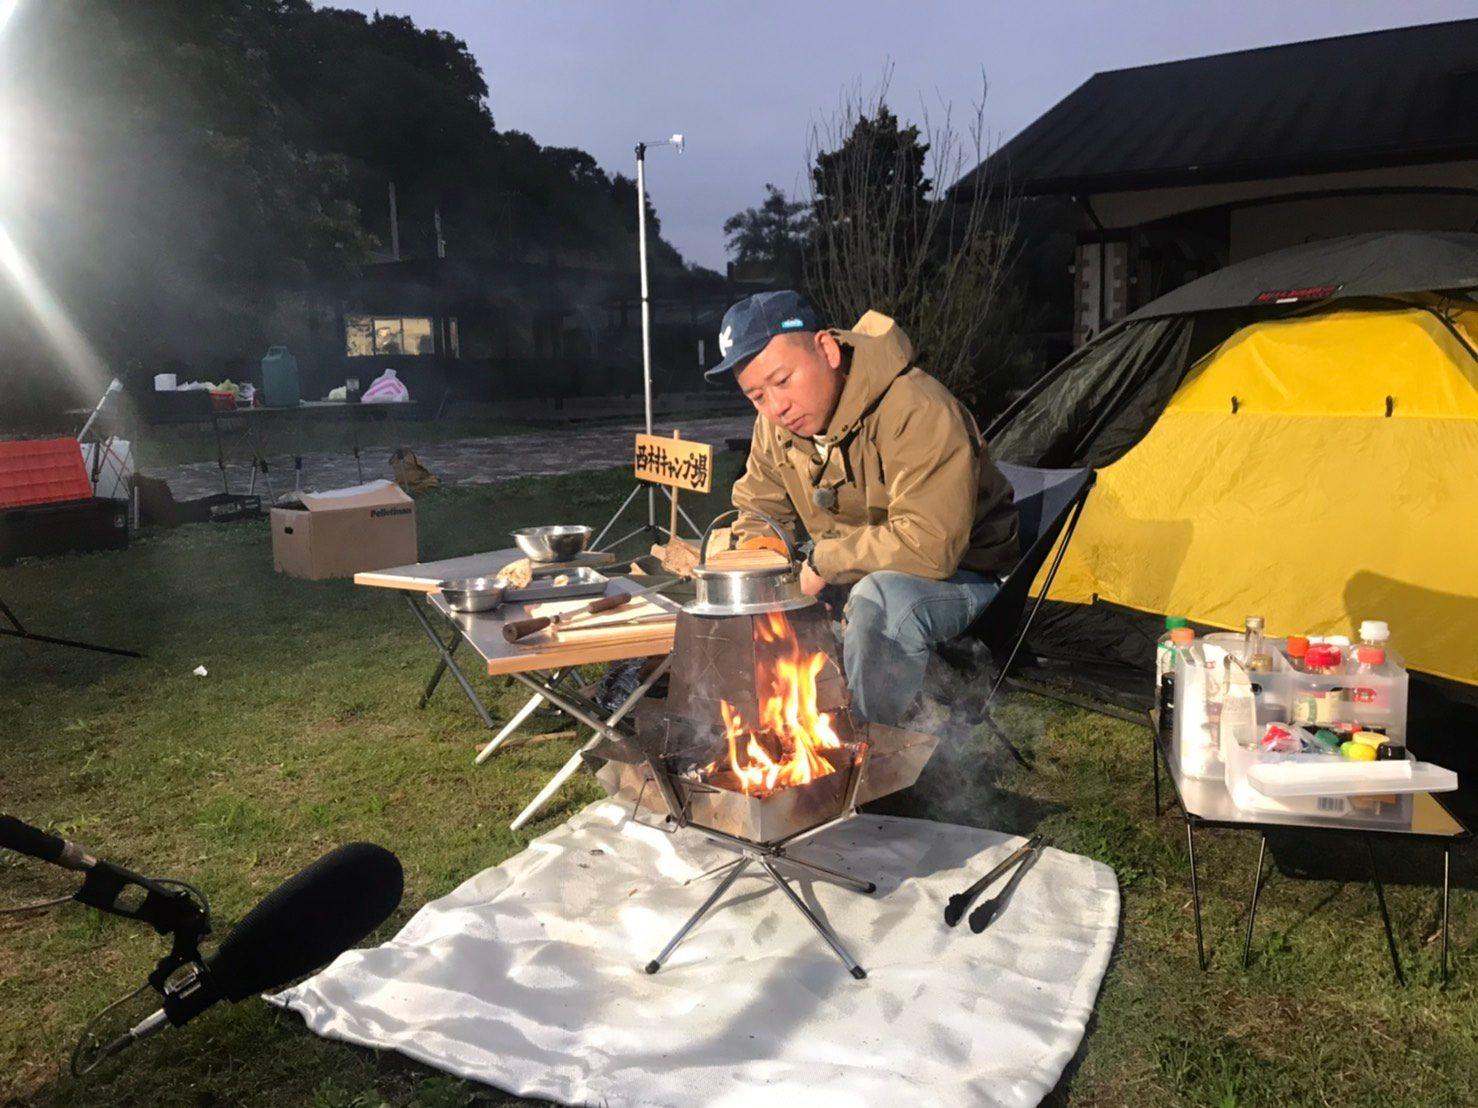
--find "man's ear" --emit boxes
[816,330,844,370]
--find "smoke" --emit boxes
[875,635,1060,829]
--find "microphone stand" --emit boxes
[0,815,213,1074]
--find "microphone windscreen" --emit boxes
[0,815,66,863]
[208,842,403,1001]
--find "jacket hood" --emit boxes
[819,310,915,442]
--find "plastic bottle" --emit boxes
[1242,615,1272,671]
[1284,635,1310,672]
[1156,616,1189,727]
[1158,624,1195,738]
[1353,645,1385,676]
[1351,620,1390,670]
[1305,643,1343,675]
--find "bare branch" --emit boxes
[803,68,1020,407]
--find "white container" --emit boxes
[1172,635,1255,780]
[1248,756,1456,798]
[79,439,134,501]
[154,373,177,391]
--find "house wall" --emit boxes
[1230,191,1478,261]
[1086,160,1478,230]
[1069,160,1478,344]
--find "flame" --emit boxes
[706,612,842,796]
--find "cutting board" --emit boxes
[524,594,677,645]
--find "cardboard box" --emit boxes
[271,480,417,580]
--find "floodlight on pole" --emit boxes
[633,132,684,527]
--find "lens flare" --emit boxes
[0,222,111,394]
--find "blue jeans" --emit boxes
[829,569,1001,726]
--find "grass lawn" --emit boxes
[2,454,1474,1106]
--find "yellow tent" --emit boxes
[1043,303,1478,685]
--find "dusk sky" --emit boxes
[333,1,1478,268]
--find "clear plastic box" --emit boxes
[1287,649,1408,743]
[1173,633,1290,780]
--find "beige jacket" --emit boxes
[732,311,1018,584]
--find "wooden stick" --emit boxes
[669,429,681,542]
[485,729,577,750]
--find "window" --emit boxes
[344,315,438,357]
[345,315,374,357]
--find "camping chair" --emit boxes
[941,464,1096,766]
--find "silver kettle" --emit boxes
[684,509,815,618]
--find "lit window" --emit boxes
[345,315,438,357]
[401,317,433,355]
[345,315,374,357]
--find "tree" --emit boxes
[803,71,1019,410]
[723,184,812,284]
[0,1,695,417]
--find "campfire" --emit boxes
[706,612,845,797]
[586,557,942,979]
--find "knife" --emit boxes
[501,578,681,643]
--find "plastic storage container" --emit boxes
[260,346,301,408]
[1288,646,1408,742]
[0,439,95,509]
[1174,631,1292,780]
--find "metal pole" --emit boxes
[646,859,750,973]
[389,181,400,261]
[1242,832,1267,968]
[1185,818,1206,971]
[1364,835,1405,986]
[1442,844,1451,986]
[636,143,656,527]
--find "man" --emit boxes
[709,290,1019,726]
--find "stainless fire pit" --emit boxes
[594,722,938,844]
[586,532,945,981]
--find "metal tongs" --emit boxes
[943,833,1045,930]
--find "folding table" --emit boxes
[1153,727,1469,985]
[356,549,679,830]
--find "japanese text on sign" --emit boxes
[634,434,713,493]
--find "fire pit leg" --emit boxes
[758,859,868,980]
[772,853,877,895]
[682,857,745,887]
[646,858,752,974]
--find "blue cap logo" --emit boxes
[780,317,805,329]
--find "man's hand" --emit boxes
[799,561,826,596]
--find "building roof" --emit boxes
[963,19,1478,197]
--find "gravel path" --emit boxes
[153,414,755,500]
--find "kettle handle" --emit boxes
[697,508,796,567]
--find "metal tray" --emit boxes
[501,566,609,604]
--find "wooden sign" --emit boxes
[634,432,713,494]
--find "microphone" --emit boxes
[0,814,96,870]
[92,842,403,1065]
[812,486,837,511]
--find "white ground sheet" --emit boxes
[273,801,1119,1107]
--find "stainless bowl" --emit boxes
[512,525,592,563]
[437,575,506,613]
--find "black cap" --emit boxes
[705,290,820,383]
